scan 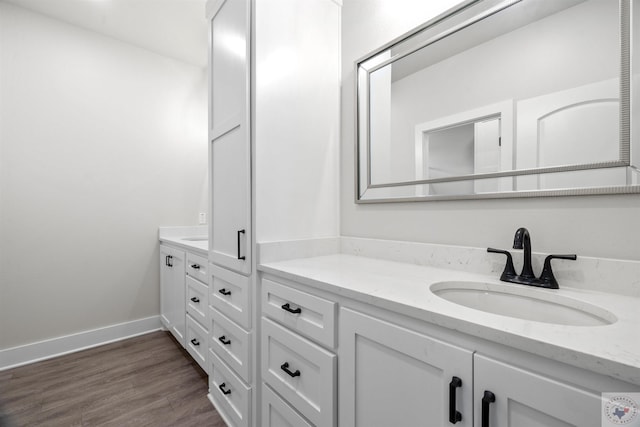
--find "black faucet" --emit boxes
[488,227,577,289]
[513,227,535,279]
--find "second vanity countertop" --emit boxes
[160,235,208,256]
[258,253,640,387]
[159,226,208,256]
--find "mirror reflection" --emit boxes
[357,0,639,201]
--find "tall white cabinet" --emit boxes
[206,0,341,426]
[208,0,252,276]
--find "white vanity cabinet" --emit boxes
[160,244,186,346]
[339,308,473,427]
[259,266,639,427]
[185,252,209,371]
[208,262,254,426]
[260,276,338,427]
[160,242,209,370]
[473,354,603,427]
[340,307,609,427]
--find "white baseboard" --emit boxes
[0,315,163,371]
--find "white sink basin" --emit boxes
[430,281,617,326]
[181,236,208,242]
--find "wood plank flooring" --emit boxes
[0,331,226,426]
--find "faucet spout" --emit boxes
[513,227,535,279]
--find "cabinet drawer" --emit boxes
[186,314,208,372]
[262,383,313,427]
[262,278,336,348]
[186,276,208,327]
[210,263,251,330]
[209,348,252,427]
[262,318,336,427]
[186,252,208,284]
[210,308,251,383]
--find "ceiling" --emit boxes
[2,0,208,68]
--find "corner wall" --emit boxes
[340,0,640,261]
[0,3,208,350]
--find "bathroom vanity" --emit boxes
[196,0,640,425]
[159,227,210,371]
[256,238,640,427]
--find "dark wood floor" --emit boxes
[0,331,226,426]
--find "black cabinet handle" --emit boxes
[237,229,246,260]
[218,383,231,395]
[190,264,200,269]
[482,391,496,427]
[449,376,462,424]
[218,335,231,345]
[190,338,200,346]
[219,288,231,296]
[280,362,301,378]
[165,255,169,266]
[166,255,173,267]
[281,303,301,314]
[190,297,200,303]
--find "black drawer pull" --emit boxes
[449,376,462,424]
[281,303,301,314]
[166,255,173,267]
[219,288,231,296]
[280,362,301,378]
[190,297,200,303]
[190,264,200,269]
[218,335,231,345]
[190,338,200,346]
[218,383,231,395]
[482,390,496,427]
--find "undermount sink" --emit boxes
[430,281,617,326]
[181,236,208,242]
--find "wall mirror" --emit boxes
[356,0,640,202]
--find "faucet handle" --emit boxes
[487,248,517,281]
[539,254,577,289]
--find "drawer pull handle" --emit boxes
[166,255,173,267]
[190,338,200,346]
[190,297,200,303]
[280,362,301,378]
[218,335,231,345]
[449,376,462,424]
[481,390,496,427]
[190,264,200,269]
[281,303,301,314]
[219,288,231,296]
[218,383,231,395]
[237,229,246,260]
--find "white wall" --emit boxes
[0,3,207,349]
[341,0,640,261]
[254,0,340,242]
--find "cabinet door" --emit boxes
[474,354,602,427]
[208,0,251,275]
[160,245,186,346]
[340,308,473,427]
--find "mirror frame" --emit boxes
[355,0,640,203]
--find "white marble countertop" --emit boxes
[159,226,208,256]
[160,235,208,255]
[259,253,640,387]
